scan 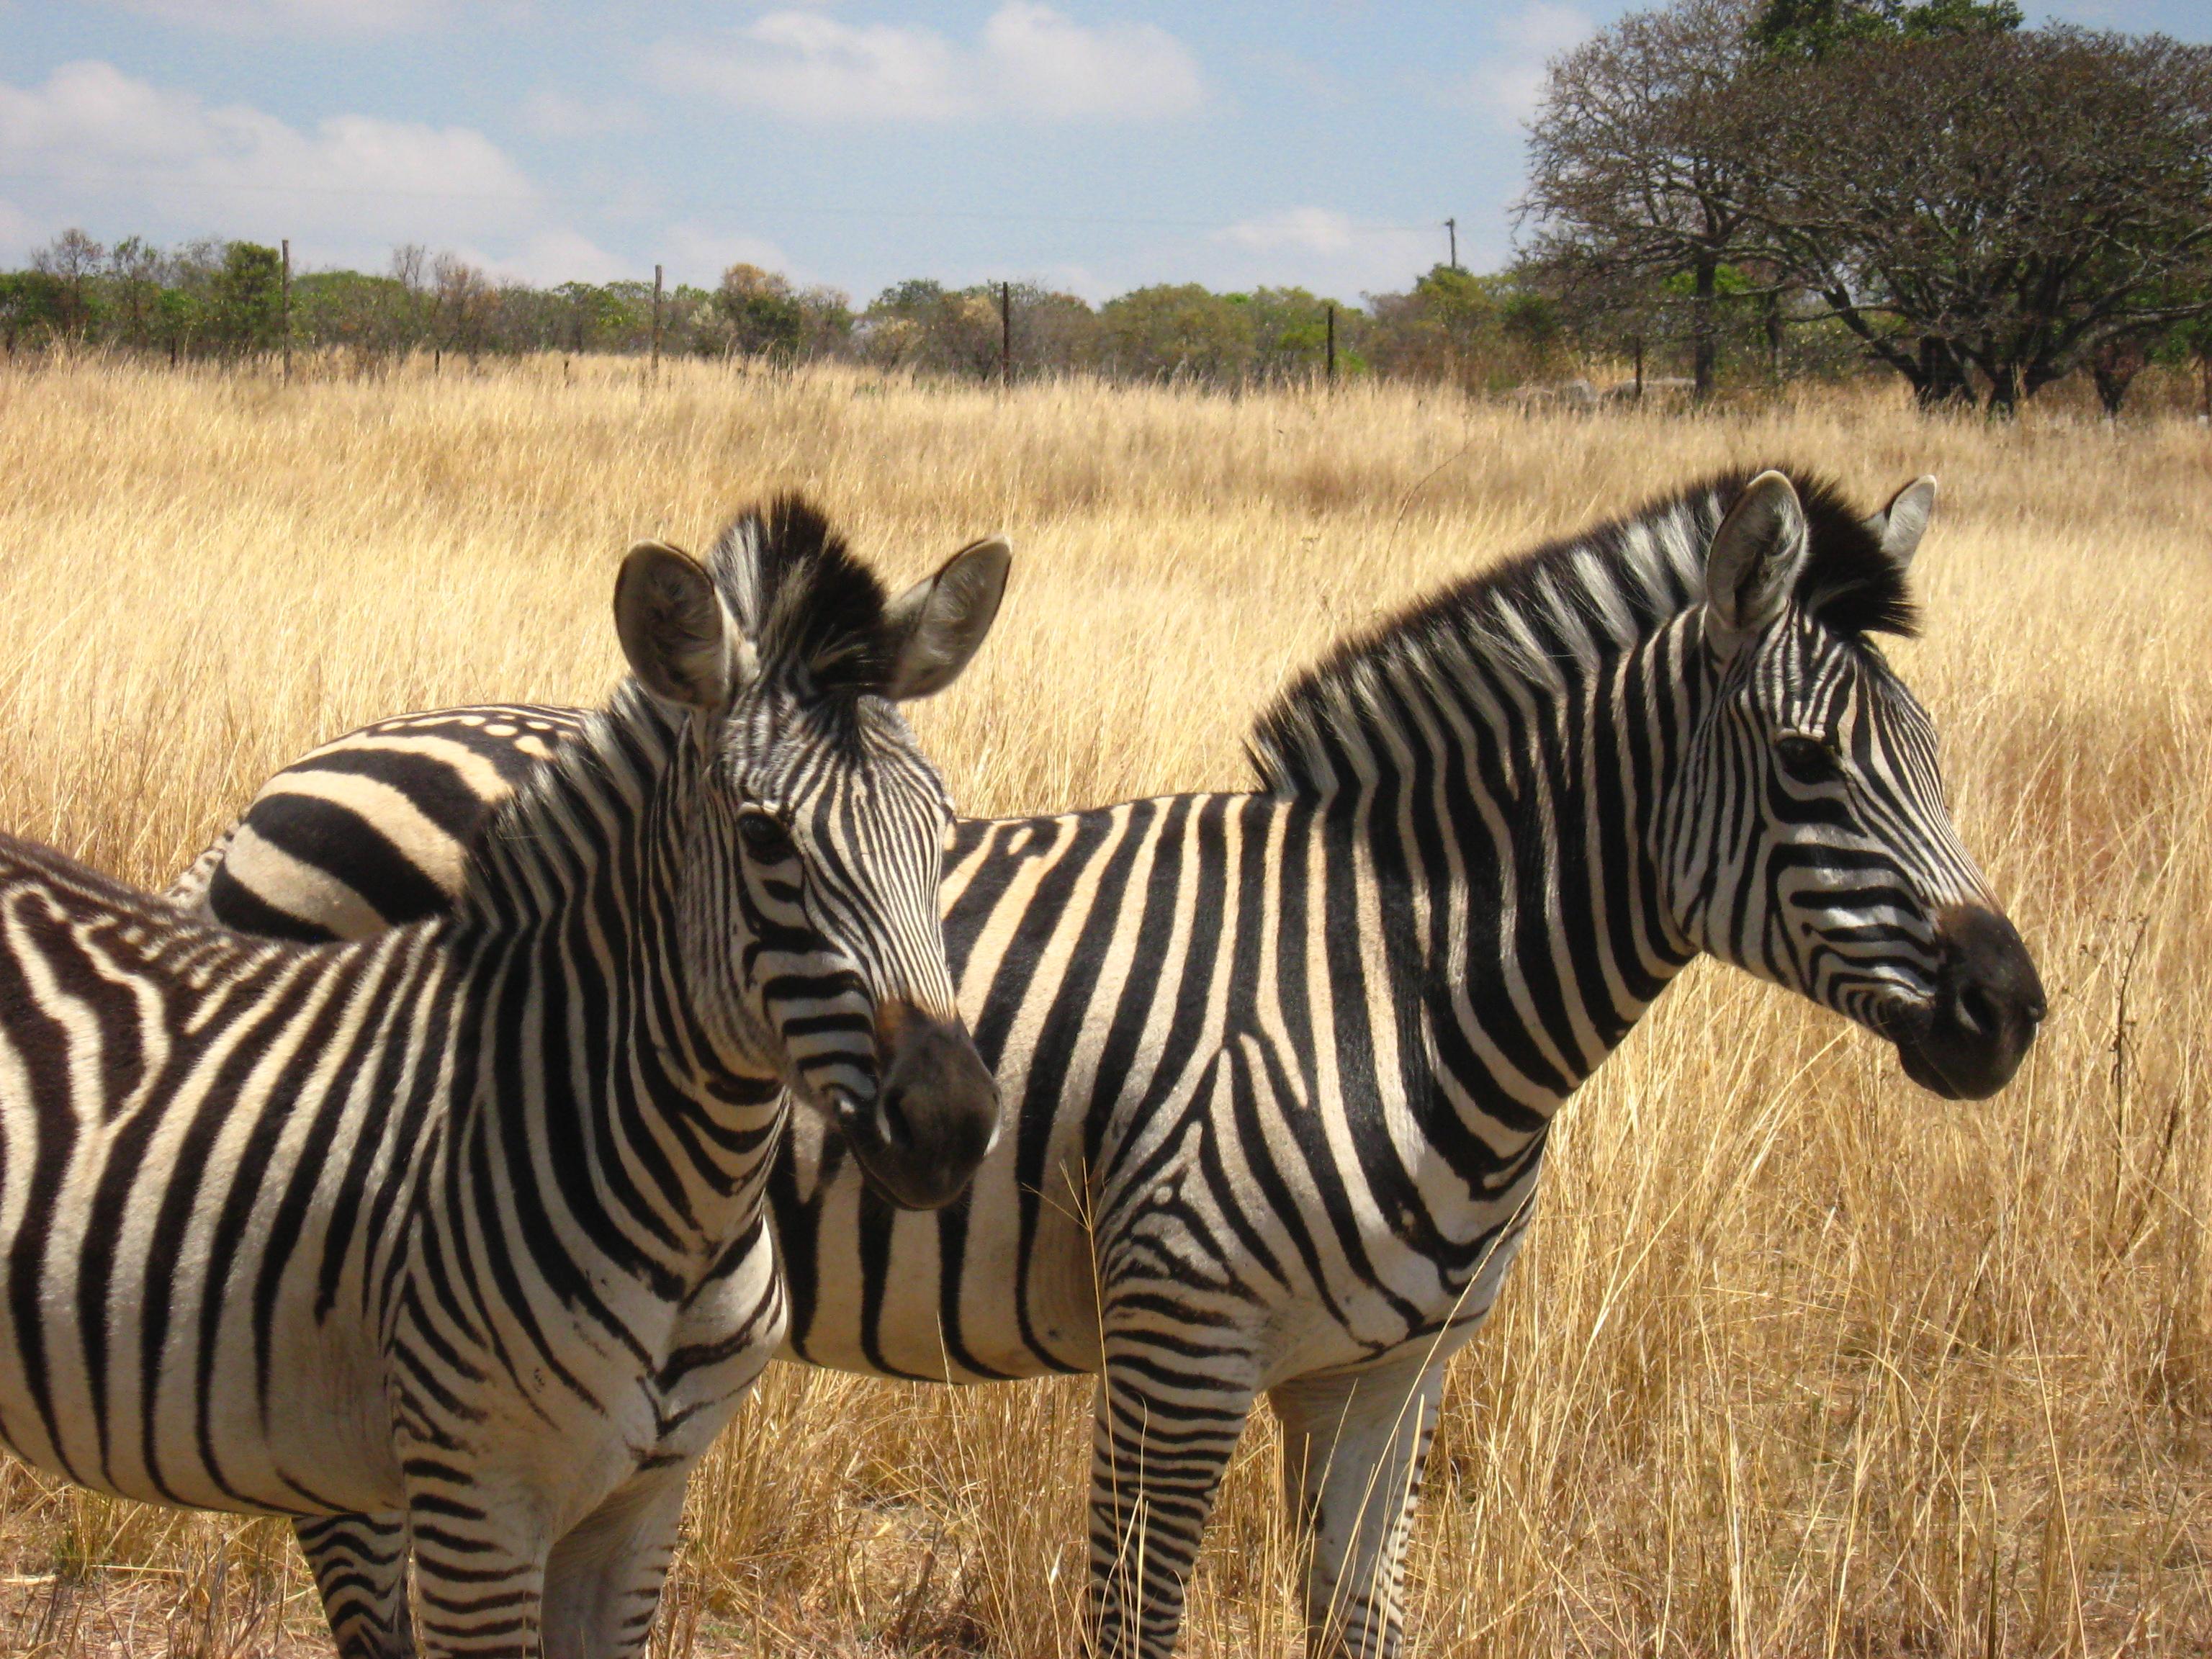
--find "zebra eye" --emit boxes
[739,809,795,860]
[1775,734,1841,784]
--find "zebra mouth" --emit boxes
[1876,925,2044,1106]
[831,1085,964,1210]
[822,1003,1001,1212]
[1894,1029,1982,1100]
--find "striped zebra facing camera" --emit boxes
[0,496,1010,1659]
[178,467,2042,1659]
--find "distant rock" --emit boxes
[1509,378,1601,413]
[1604,377,1696,402]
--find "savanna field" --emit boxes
[0,352,2206,1657]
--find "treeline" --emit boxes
[0,228,1902,399]
[0,233,1583,391]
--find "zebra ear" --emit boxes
[1863,475,1936,571]
[614,541,755,714]
[1705,470,1809,655]
[884,535,1011,701]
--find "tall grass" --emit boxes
[0,351,2206,1655]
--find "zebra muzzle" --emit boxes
[1888,904,2046,1100]
[834,1000,1001,1210]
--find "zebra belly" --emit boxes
[0,1259,397,1517]
[775,1118,1101,1383]
[0,1094,400,1516]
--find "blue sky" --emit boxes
[1,1,2199,304]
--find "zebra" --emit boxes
[174,469,2044,1658]
[5,495,1010,1659]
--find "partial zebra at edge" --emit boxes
[8,495,1008,1659]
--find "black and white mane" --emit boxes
[1249,467,1919,800]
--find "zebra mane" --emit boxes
[1248,467,1917,799]
[706,493,901,702]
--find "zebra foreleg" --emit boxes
[295,1511,416,1659]
[1087,1343,1258,1659]
[405,1491,548,1659]
[1268,1354,1446,1659]
[539,1462,691,1659]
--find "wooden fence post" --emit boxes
[280,238,291,380]
[1326,302,1336,387]
[652,264,664,382]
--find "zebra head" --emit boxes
[613,498,1008,1208]
[1671,469,2044,1100]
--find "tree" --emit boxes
[2148,302,2212,421]
[104,236,165,348]
[431,252,491,356]
[1097,284,1256,382]
[30,228,104,338]
[291,269,415,361]
[716,264,812,361]
[1520,0,1768,398]
[2088,334,2146,416]
[862,280,1001,378]
[389,244,436,351]
[1748,27,2212,412]
[1004,283,1098,377]
[1229,287,1357,380]
[1364,266,1564,390]
[210,241,284,354]
[0,271,65,353]
[1753,0,2021,58]
[551,281,623,353]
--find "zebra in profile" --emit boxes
[176,469,2044,1658]
[8,496,1010,1659]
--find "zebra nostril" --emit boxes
[875,1087,913,1151]
[1954,984,1999,1038]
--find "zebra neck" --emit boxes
[1342,613,1708,1148]
[450,694,786,1241]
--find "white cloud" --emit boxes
[518,88,642,140]
[1498,1,1596,55]
[0,60,537,260]
[649,2,1204,125]
[1218,207,1357,257]
[100,0,454,34]
[1198,207,1442,297]
[662,222,799,290]
[979,4,1203,121]
[1459,3,1593,127]
[475,229,634,287]
[660,12,966,122]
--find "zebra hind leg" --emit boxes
[1267,1355,1447,1659]
[1087,1339,1258,1659]
[295,1511,415,1659]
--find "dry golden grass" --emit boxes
[0,349,2206,1657]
